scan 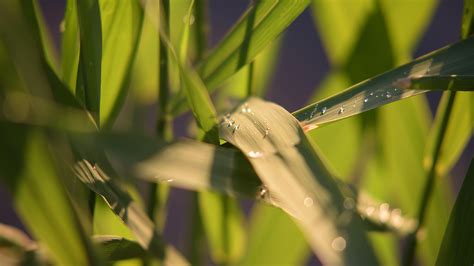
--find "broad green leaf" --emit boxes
[76,0,102,123]
[99,0,143,128]
[424,92,473,177]
[219,98,377,265]
[73,160,189,265]
[436,159,474,265]
[293,36,474,131]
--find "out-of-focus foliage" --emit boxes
[0,0,472,265]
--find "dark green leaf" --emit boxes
[436,159,474,265]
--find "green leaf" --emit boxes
[99,0,143,128]
[424,92,473,177]
[219,98,377,265]
[239,204,309,266]
[462,0,474,38]
[293,36,474,131]
[73,160,189,265]
[76,0,102,123]
[436,159,474,265]
[0,126,96,265]
[160,31,218,141]
[61,0,81,93]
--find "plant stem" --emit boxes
[403,91,457,265]
[147,0,171,226]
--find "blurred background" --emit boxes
[1,0,472,264]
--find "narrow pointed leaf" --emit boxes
[436,159,474,265]
[425,92,473,177]
[99,0,143,128]
[293,37,474,131]
[76,0,102,123]
[73,160,189,264]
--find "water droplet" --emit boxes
[232,123,240,134]
[379,203,390,223]
[257,185,268,199]
[390,208,403,228]
[365,206,375,216]
[321,107,327,115]
[263,128,269,138]
[364,98,369,103]
[182,14,195,25]
[241,103,252,113]
[304,197,314,207]
[386,92,392,98]
[309,104,318,119]
[343,198,355,210]
[331,236,347,251]
[338,106,345,114]
[248,151,263,158]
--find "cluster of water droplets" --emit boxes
[182,14,195,25]
[221,113,241,134]
[362,202,417,232]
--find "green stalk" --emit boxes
[402,91,457,265]
[147,0,171,227]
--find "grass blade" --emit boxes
[293,36,474,131]
[75,0,102,124]
[73,159,189,264]
[160,31,218,141]
[99,0,144,128]
[61,0,80,93]
[219,98,377,265]
[436,159,474,265]
[424,92,473,177]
